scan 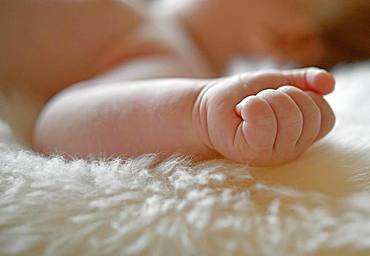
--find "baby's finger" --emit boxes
[243,67,335,95]
[278,86,321,150]
[281,68,336,95]
[257,89,303,154]
[305,91,336,141]
[237,95,277,151]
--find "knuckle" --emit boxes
[257,88,277,98]
[242,95,260,107]
[278,85,301,94]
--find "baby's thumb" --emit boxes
[282,68,336,95]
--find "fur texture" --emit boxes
[0,61,370,255]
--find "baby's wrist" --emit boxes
[191,82,216,153]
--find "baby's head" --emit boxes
[246,0,370,68]
[165,0,369,70]
[309,0,370,67]
[244,0,370,68]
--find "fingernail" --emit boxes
[308,68,325,82]
[308,68,335,94]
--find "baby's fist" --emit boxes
[194,68,335,166]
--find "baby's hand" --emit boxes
[193,68,335,166]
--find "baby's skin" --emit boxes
[34,68,335,166]
[1,0,336,166]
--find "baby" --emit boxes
[0,0,368,166]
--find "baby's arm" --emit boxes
[0,0,214,147]
[33,68,335,166]
[33,78,216,161]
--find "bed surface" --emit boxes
[1,61,370,255]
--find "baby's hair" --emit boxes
[316,0,370,67]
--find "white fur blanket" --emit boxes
[1,62,370,256]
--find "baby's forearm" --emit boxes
[33,79,217,160]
